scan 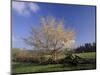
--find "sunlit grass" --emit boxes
[75,52,96,59]
[12,52,96,74]
[12,63,96,74]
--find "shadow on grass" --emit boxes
[12,63,96,75]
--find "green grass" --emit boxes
[12,63,96,74]
[12,52,96,74]
[75,52,96,59]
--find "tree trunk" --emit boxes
[51,50,57,63]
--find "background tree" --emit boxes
[75,42,96,53]
[24,16,75,63]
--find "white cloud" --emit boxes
[12,35,21,42]
[12,1,29,16]
[12,35,16,42]
[12,1,40,16]
[28,3,40,13]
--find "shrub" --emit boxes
[63,53,80,66]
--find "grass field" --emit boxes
[12,52,96,74]
[76,52,96,59]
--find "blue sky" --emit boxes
[12,1,96,49]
